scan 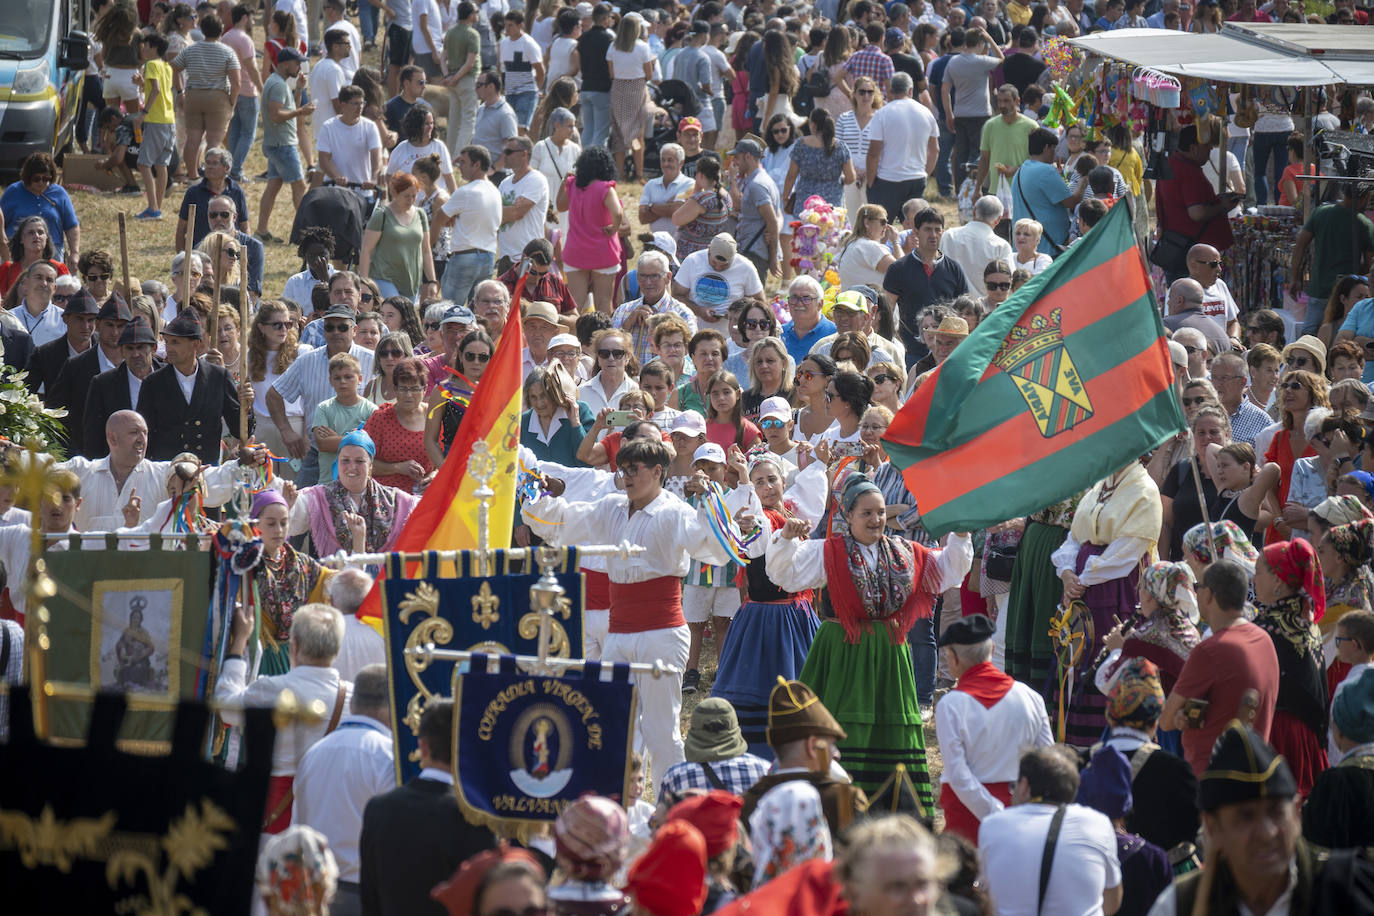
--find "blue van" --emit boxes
[0,0,90,176]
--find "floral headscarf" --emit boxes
[554,795,629,882]
[1142,561,1198,621]
[1106,657,1164,729]
[255,825,339,915]
[1313,495,1373,529]
[1182,520,1259,574]
[748,780,833,888]
[1262,538,1326,623]
[1326,519,1374,571]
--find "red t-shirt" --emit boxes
[1156,152,1234,252]
[363,403,433,491]
[706,419,762,452]
[1173,620,1280,778]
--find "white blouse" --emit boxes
[765,530,973,594]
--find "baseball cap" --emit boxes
[276,47,305,63]
[693,443,726,465]
[690,20,709,34]
[648,230,681,270]
[833,290,870,314]
[671,411,707,437]
[884,27,904,47]
[441,304,476,326]
[708,234,737,262]
[729,138,763,158]
[324,304,356,321]
[759,396,791,423]
[548,332,580,352]
[678,116,703,134]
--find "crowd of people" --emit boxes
[2,0,1374,913]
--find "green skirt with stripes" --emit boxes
[799,619,932,808]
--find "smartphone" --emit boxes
[605,410,636,427]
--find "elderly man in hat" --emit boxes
[1146,723,1317,915]
[908,315,970,394]
[809,287,905,368]
[934,614,1052,843]
[659,698,770,800]
[47,293,132,456]
[979,746,1123,916]
[137,309,254,463]
[883,208,972,365]
[520,300,565,379]
[1303,666,1374,849]
[82,318,163,458]
[673,233,765,337]
[612,249,697,366]
[740,678,868,838]
[27,287,99,398]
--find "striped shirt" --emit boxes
[173,40,240,92]
[270,344,375,434]
[835,111,873,176]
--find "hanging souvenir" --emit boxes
[1044,84,1078,129]
[1189,80,1220,119]
[1131,68,1181,109]
[1234,85,1259,129]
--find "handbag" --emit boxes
[1149,228,1195,276]
[1013,169,1067,255]
[983,529,1021,582]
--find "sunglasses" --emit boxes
[503,147,527,156]
[599,348,627,360]
[260,320,290,330]
[772,127,791,135]
[208,210,233,219]
[855,89,875,96]
[1281,381,1307,390]
[1289,356,1313,367]
[84,273,110,282]
[360,293,376,303]
[760,417,787,429]
[743,318,772,330]
[463,350,492,362]
[796,369,818,382]
[1181,396,1209,406]
[1192,259,1223,268]
[378,349,404,358]
[223,249,241,259]
[986,281,1012,291]
[52,293,71,302]
[323,322,353,332]
[425,322,441,330]
[871,373,895,385]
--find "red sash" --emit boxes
[939,781,1013,844]
[262,774,295,835]
[584,569,612,611]
[609,576,684,633]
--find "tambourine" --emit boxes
[1048,599,1095,670]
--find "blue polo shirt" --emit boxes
[781,317,836,367]
[1,181,79,258]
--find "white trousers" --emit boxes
[992,592,1009,671]
[603,625,690,780]
[583,608,609,661]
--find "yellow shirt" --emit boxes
[143,59,175,125]
[1109,146,1145,197]
[1007,0,1034,25]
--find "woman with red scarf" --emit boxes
[1253,538,1330,795]
[765,475,973,804]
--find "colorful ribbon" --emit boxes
[700,481,759,567]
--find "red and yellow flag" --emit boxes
[357,316,524,627]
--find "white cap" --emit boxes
[759,396,792,423]
[670,411,707,437]
[693,443,727,465]
[548,333,580,352]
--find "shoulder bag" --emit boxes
[1013,166,1068,256]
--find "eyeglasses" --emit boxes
[639,272,666,281]
[855,89,875,96]
[360,293,376,303]
[760,417,787,429]
[52,293,70,302]
[871,373,895,385]
[260,320,290,330]
[1181,396,1209,406]
[1281,381,1306,391]
[395,385,426,394]
[620,463,650,478]
[323,322,353,332]
[1192,259,1223,268]
[788,294,818,304]
[598,348,627,360]
[84,273,110,282]
[1184,345,1206,355]
[208,210,233,219]
[986,281,1012,291]
[425,322,441,330]
[464,350,492,362]
[860,423,889,432]
[743,318,772,330]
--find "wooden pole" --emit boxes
[238,262,249,444]
[209,234,222,348]
[1187,449,1218,560]
[117,213,132,303]
[182,204,197,310]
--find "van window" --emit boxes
[0,0,54,59]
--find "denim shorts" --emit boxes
[264,143,305,183]
[508,90,538,128]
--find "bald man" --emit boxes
[1185,244,1240,341]
[1163,277,1231,359]
[1172,327,1213,381]
[56,410,262,532]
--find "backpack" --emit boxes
[794,65,832,117]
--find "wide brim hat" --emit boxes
[683,697,748,762]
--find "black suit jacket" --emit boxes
[359,777,495,916]
[83,360,165,458]
[47,345,110,455]
[1,324,33,373]
[136,360,249,464]
[25,336,80,396]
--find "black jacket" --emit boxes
[136,359,249,464]
[25,335,86,396]
[1,323,34,373]
[359,777,495,916]
[47,345,112,455]
[83,361,164,457]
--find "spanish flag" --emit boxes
[357,315,524,627]
[883,202,1185,537]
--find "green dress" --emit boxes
[1004,495,1079,700]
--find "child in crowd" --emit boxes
[312,353,378,483]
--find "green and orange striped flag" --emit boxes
[884,201,1185,538]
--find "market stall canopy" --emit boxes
[1067,25,1374,87]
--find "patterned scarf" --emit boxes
[749,780,833,889]
[1134,561,1202,658]
[1326,518,1374,570]
[257,544,320,644]
[324,478,399,555]
[1106,657,1164,729]
[1262,538,1327,623]
[1327,566,1374,615]
[1254,594,1324,664]
[822,533,939,644]
[1182,520,1259,573]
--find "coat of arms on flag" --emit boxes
[992,307,1093,438]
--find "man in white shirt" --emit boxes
[293,663,394,912]
[672,234,765,335]
[317,85,384,191]
[1186,243,1241,340]
[497,135,549,266]
[864,71,939,226]
[322,0,361,78]
[217,602,354,835]
[526,437,741,777]
[309,30,352,139]
[935,615,1053,844]
[11,262,66,348]
[326,568,386,682]
[940,196,1014,295]
[435,144,502,305]
[498,9,544,132]
[979,746,1124,916]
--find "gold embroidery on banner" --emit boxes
[471,581,501,629]
[0,805,116,871]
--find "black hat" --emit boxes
[275,47,305,64]
[62,288,101,317]
[938,613,995,647]
[96,293,132,323]
[118,318,157,346]
[1198,721,1297,812]
[323,304,356,321]
[163,310,204,339]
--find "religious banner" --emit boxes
[381,548,585,784]
[0,688,274,914]
[40,534,211,751]
[453,655,637,831]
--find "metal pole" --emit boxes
[316,542,645,567]
[406,644,680,678]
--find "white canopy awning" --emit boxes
[1067,24,1374,86]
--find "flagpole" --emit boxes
[406,644,678,677]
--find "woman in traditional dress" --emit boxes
[114,605,157,688]
[714,454,823,757]
[1253,538,1330,796]
[285,429,419,562]
[249,488,333,675]
[1005,493,1078,698]
[1051,460,1162,748]
[1317,518,1374,665]
[765,475,973,802]
[1097,561,1202,756]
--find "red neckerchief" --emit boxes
[954,661,1015,710]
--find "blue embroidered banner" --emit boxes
[453,655,636,829]
[381,549,585,784]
